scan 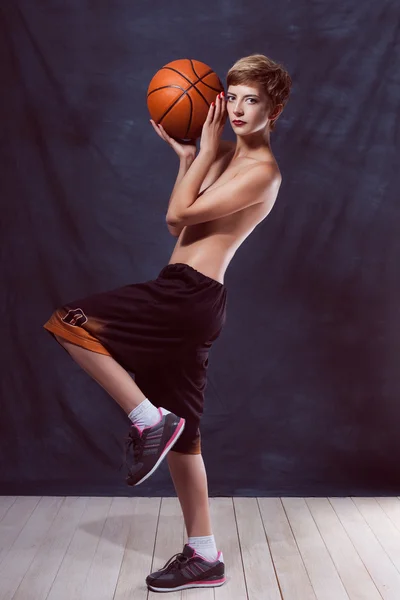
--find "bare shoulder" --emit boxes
[219,140,282,180]
[243,159,282,187]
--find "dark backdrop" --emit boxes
[1,0,399,496]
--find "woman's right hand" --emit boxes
[150,119,197,160]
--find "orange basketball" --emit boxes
[147,58,224,141]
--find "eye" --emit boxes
[226,95,257,104]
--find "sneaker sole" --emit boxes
[133,418,185,486]
[148,577,226,592]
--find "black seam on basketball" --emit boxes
[184,94,193,139]
[189,59,200,79]
[149,84,195,138]
[189,59,222,94]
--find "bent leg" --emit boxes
[54,335,147,414]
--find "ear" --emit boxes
[269,103,284,121]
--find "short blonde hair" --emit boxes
[226,54,292,131]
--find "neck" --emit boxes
[232,125,272,160]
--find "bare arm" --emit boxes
[166,149,216,225]
[168,162,281,227]
[165,140,233,236]
[166,155,196,237]
[168,155,196,212]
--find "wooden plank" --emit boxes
[79,497,133,600]
[330,497,400,600]
[353,497,400,573]
[234,498,281,599]
[0,498,17,522]
[113,497,160,600]
[0,497,42,566]
[0,496,64,600]
[258,498,317,600]
[46,496,112,600]
[281,498,349,599]
[306,497,382,599]
[212,497,248,600]
[377,497,400,531]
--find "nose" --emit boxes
[233,106,244,117]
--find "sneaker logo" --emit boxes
[62,308,88,327]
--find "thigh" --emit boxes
[44,278,190,372]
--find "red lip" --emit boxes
[233,120,246,124]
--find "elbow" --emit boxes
[166,212,182,226]
[166,214,184,237]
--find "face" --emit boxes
[226,84,271,133]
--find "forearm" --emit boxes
[166,150,215,223]
[167,155,196,212]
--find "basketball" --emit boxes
[147,58,224,141]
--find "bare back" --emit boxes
[168,141,281,284]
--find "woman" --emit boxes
[43,53,292,592]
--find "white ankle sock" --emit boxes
[188,534,218,562]
[128,398,161,430]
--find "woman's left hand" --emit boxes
[199,92,228,157]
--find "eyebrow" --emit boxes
[227,93,260,98]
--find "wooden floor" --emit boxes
[1,496,400,599]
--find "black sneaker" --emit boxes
[124,408,185,486]
[146,544,226,592]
